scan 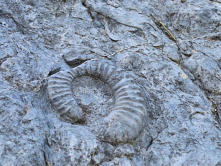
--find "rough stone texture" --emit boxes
[0,0,221,165]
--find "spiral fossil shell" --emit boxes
[48,59,147,143]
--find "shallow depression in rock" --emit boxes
[71,76,113,126]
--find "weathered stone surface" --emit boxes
[0,0,221,165]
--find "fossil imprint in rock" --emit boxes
[48,58,148,143]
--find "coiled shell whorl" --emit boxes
[48,59,148,143]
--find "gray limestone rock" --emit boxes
[0,0,221,165]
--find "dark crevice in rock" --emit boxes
[43,148,50,166]
[209,0,221,4]
[64,59,88,68]
[150,14,184,66]
[146,137,153,150]
[206,32,221,41]
[0,55,12,66]
[150,14,177,43]
[48,67,61,76]
[210,100,221,126]
[81,0,94,20]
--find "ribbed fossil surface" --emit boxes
[48,59,147,143]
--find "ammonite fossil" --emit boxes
[48,56,148,143]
